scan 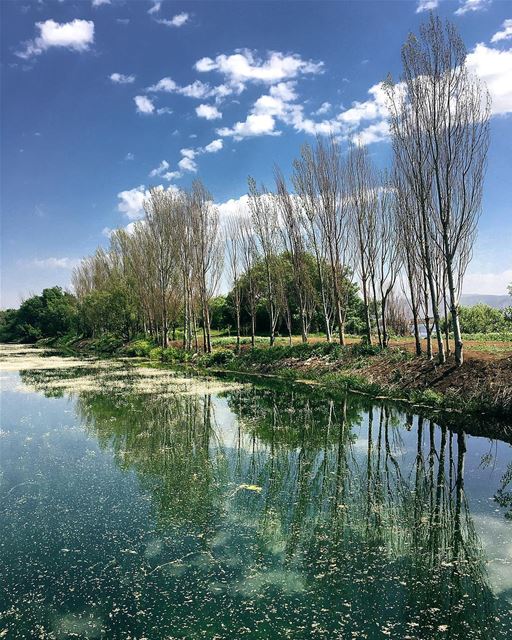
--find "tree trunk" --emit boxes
[446,259,463,366]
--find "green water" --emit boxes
[0,346,511,639]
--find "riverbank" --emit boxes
[37,335,512,421]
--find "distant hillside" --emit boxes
[460,294,510,309]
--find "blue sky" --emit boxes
[1,0,511,308]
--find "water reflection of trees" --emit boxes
[70,385,510,637]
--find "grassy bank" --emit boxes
[39,333,512,420]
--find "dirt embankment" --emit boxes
[239,349,512,416]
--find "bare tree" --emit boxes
[238,216,259,348]
[248,177,281,346]
[225,215,244,353]
[374,172,401,348]
[387,15,490,366]
[274,167,315,342]
[144,188,183,348]
[347,144,378,346]
[190,180,223,354]
[292,143,333,342]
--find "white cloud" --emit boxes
[149,160,169,177]
[162,171,182,181]
[416,0,439,12]
[17,19,94,59]
[178,157,197,172]
[313,101,332,116]
[217,81,297,140]
[196,104,222,120]
[148,1,161,15]
[147,77,215,100]
[134,95,155,114]
[337,82,389,125]
[491,19,512,44]
[178,148,198,173]
[125,152,134,160]
[179,80,212,99]
[117,185,148,219]
[467,43,512,114]
[353,120,390,145]
[31,257,81,270]
[455,0,490,16]
[218,113,280,140]
[195,49,323,88]
[110,72,135,84]
[204,139,223,153]
[157,12,189,28]
[216,194,251,220]
[156,106,173,115]
[147,77,178,92]
[92,0,110,6]
[463,269,512,295]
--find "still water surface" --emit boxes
[0,345,511,639]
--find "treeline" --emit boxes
[0,17,498,366]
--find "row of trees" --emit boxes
[67,15,490,366]
[0,16,491,366]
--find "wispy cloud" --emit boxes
[148,1,161,15]
[416,0,439,13]
[31,257,81,270]
[491,19,512,44]
[156,13,189,28]
[110,72,135,84]
[455,0,491,16]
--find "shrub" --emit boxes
[351,342,382,357]
[149,347,163,361]
[161,346,182,362]
[208,348,235,365]
[122,339,154,357]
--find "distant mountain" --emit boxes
[460,294,510,309]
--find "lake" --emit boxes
[1,345,511,639]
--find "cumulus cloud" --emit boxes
[117,185,148,219]
[16,19,94,59]
[204,139,223,153]
[110,72,135,84]
[467,43,512,114]
[134,95,155,114]
[92,0,111,6]
[455,0,490,16]
[157,12,189,27]
[147,77,178,92]
[178,148,198,173]
[216,194,251,221]
[196,104,222,120]
[416,0,439,12]
[194,49,323,87]
[491,19,512,44]
[218,113,280,140]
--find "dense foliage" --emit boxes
[0,287,77,343]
